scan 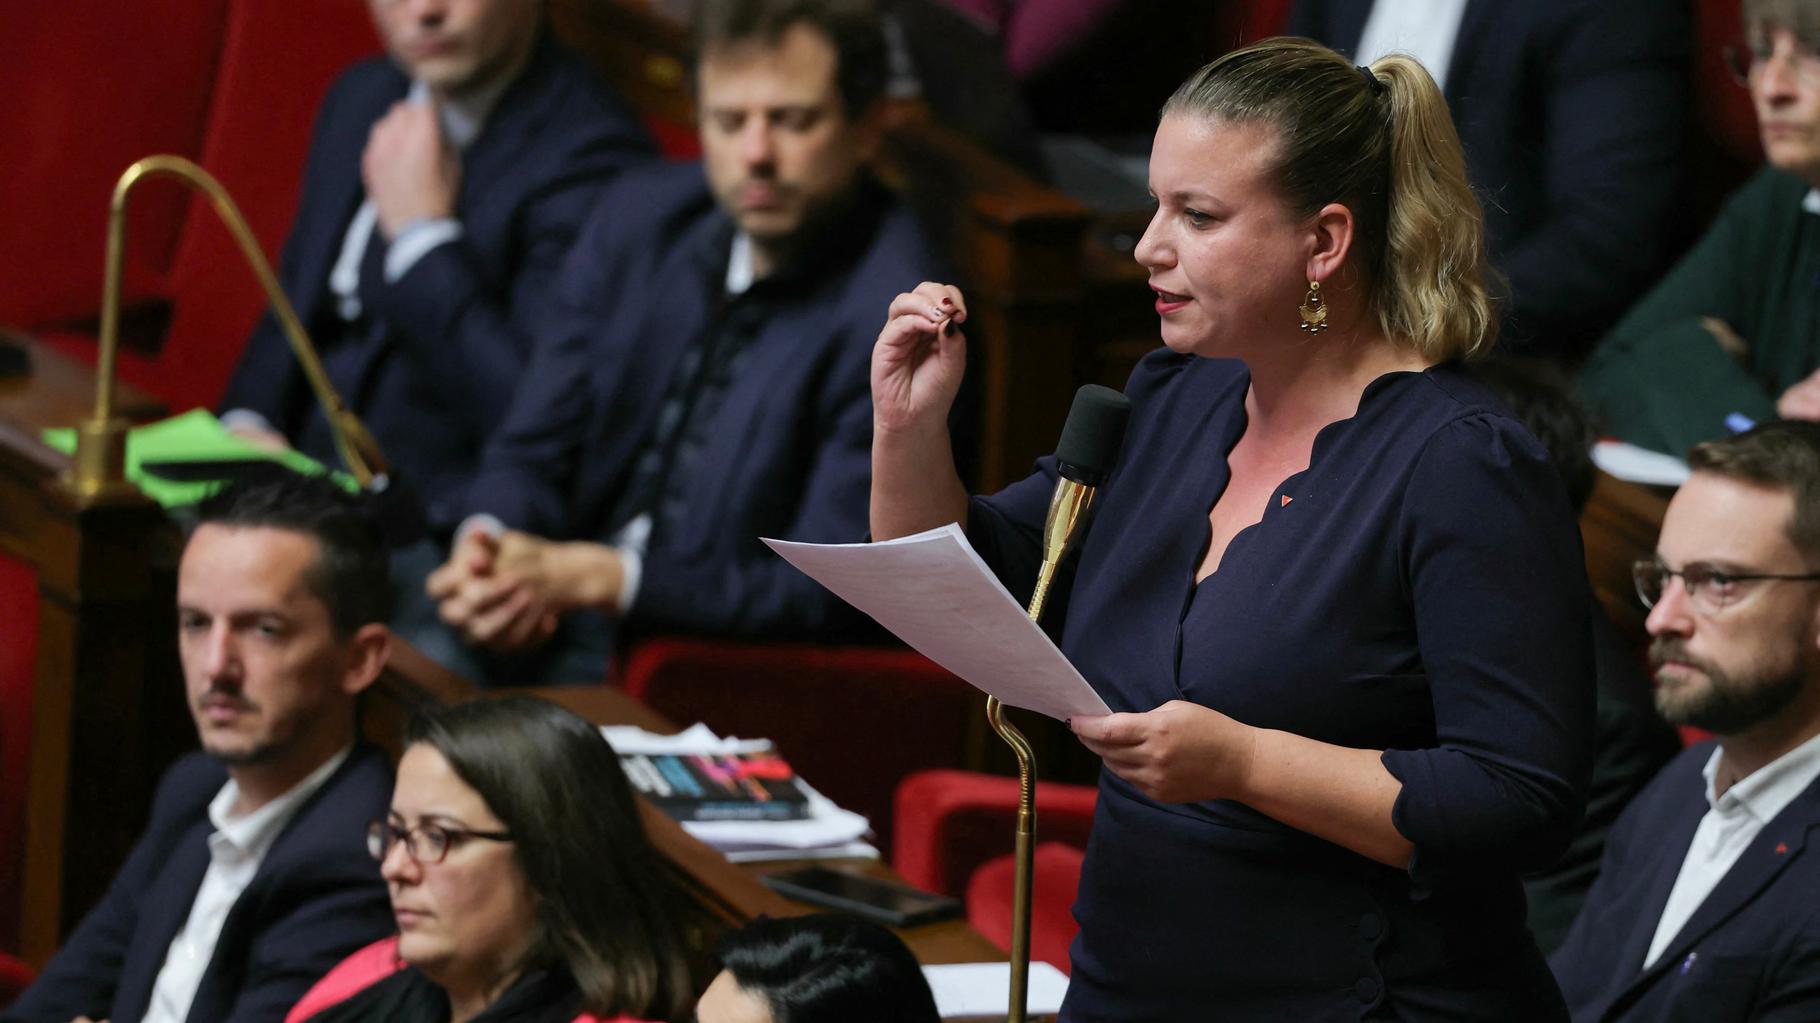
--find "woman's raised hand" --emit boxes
[872,282,968,436]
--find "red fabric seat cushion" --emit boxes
[965,841,1086,974]
[892,769,1096,896]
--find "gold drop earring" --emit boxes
[1298,280,1328,334]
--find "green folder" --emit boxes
[42,408,356,508]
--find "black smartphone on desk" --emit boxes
[761,866,963,928]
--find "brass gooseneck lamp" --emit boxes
[66,155,389,502]
[992,384,1129,1023]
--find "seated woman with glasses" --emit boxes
[693,915,939,1023]
[1580,0,1820,456]
[285,697,692,1023]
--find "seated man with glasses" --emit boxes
[4,474,395,1023]
[1579,0,1820,456]
[1550,420,1820,1023]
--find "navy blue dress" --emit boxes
[968,353,1595,1021]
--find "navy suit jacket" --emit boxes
[461,162,946,640]
[1286,0,1691,355]
[3,746,394,1023]
[219,36,652,529]
[1550,742,1820,1021]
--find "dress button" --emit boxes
[1355,977,1381,1002]
[1359,912,1382,940]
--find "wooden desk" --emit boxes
[368,643,1007,967]
[0,332,185,965]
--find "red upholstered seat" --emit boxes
[892,770,1097,973]
[0,950,34,1008]
[617,638,980,854]
[0,558,39,955]
[890,769,1096,896]
[965,841,1086,973]
[0,0,229,331]
[43,0,383,411]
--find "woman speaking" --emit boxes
[870,39,1594,1020]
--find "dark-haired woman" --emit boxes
[868,39,1594,1020]
[694,915,938,1023]
[286,698,692,1023]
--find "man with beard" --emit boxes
[414,0,948,684]
[1551,421,1820,1022]
[4,475,394,1023]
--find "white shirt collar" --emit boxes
[1802,189,1820,215]
[726,232,756,296]
[405,74,512,151]
[208,745,353,860]
[1702,730,1820,823]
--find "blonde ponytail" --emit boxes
[1369,54,1498,359]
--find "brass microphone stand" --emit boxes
[66,155,389,502]
[989,474,1098,1023]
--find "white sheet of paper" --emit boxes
[763,524,1111,720]
[923,961,1070,1018]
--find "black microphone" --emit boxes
[1030,384,1130,622]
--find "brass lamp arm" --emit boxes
[73,155,388,500]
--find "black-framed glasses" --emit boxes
[1632,559,1820,614]
[366,819,512,864]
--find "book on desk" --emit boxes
[621,749,812,822]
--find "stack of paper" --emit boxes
[602,724,876,862]
[922,962,1070,1019]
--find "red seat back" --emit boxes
[0,0,229,330]
[152,0,383,411]
[0,559,39,955]
[619,638,980,854]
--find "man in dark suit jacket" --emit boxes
[416,0,947,685]
[1286,0,1691,358]
[219,0,652,531]
[4,475,397,1023]
[1550,421,1820,1021]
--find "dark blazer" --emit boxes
[1550,742,1820,1022]
[1286,0,1691,355]
[219,37,653,529]
[3,745,394,1023]
[460,162,946,640]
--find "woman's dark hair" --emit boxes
[1471,356,1598,514]
[192,471,391,636]
[716,915,938,1023]
[1161,37,1496,361]
[405,698,691,1019]
[692,0,890,117]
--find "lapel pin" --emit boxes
[1680,952,1698,976]
[1776,842,1789,855]
[1280,494,1292,507]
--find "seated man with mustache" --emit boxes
[4,474,395,1023]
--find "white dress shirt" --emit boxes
[1643,731,1820,969]
[328,76,511,322]
[141,746,353,1023]
[1354,0,1471,91]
